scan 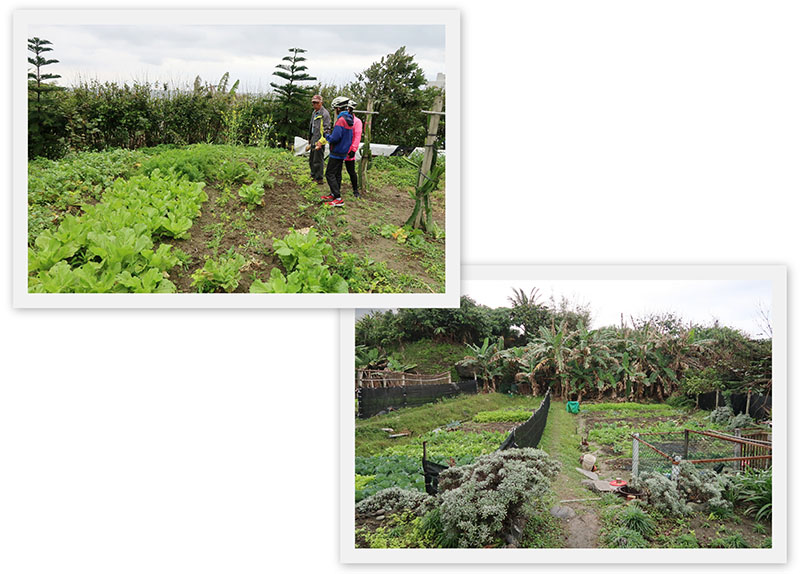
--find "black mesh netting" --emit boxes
[423,390,552,495]
[696,391,771,420]
[356,381,479,419]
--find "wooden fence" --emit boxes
[355,369,452,389]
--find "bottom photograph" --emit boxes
[339,265,785,563]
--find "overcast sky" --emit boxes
[358,279,773,339]
[28,23,446,93]
[464,279,773,338]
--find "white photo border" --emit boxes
[339,264,787,564]
[13,9,460,309]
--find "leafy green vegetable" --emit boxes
[191,249,246,293]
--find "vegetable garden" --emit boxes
[353,292,774,550]
[28,144,445,293]
[354,393,773,550]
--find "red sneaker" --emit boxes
[325,198,344,207]
[320,194,335,201]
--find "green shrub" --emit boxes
[727,413,755,431]
[436,448,560,548]
[630,472,689,516]
[707,406,734,426]
[355,487,435,517]
[675,461,732,512]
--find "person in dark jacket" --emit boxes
[308,94,331,184]
[320,96,354,207]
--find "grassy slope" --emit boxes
[387,340,471,376]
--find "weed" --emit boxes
[604,526,649,548]
[673,532,700,548]
[710,533,748,548]
[618,505,657,538]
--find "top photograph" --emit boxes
[14,9,460,308]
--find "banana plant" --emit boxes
[459,336,504,392]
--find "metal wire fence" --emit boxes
[632,428,772,478]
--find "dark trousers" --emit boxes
[309,147,325,181]
[344,159,358,193]
[325,157,345,199]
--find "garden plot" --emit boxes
[28,144,446,294]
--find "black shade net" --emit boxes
[356,381,479,419]
[423,390,552,495]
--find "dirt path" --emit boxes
[562,508,601,548]
[539,401,602,548]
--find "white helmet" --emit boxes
[331,96,350,110]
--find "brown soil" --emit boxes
[161,166,445,293]
[161,176,312,293]
[329,182,446,292]
[561,506,602,548]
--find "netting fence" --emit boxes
[423,390,553,494]
[632,428,772,478]
[697,391,771,420]
[497,390,552,451]
[356,380,479,419]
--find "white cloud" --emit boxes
[28,23,445,91]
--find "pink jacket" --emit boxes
[346,116,363,161]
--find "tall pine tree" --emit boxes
[28,37,66,158]
[270,47,316,148]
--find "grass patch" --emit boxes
[537,400,583,500]
[355,393,543,457]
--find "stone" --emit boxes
[550,505,577,520]
[575,467,599,481]
[581,479,616,493]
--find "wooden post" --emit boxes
[632,433,640,477]
[418,73,445,188]
[683,429,690,459]
[407,73,445,231]
[734,428,742,471]
[746,389,752,416]
[357,97,375,194]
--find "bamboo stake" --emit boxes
[357,97,375,194]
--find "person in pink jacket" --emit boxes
[344,101,363,198]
